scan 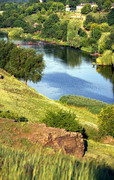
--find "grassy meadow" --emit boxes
[0,68,114,179]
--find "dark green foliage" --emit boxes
[42,109,83,133]
[84,14,96,30]
[91,27,102,40]
[0,40,45,84]
[107,8,114,25]
[98,105,114,137]
[0,110,28,122]
[60,95,107,114]
[16,116,28,122]
[81,4,92,14]
[78,28,87,37]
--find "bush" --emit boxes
[0,110,28,122]
[42,109,83,133]
[98,105,114,137]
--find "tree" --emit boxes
[98,32,110,53]
[96,50,113,65]
[107,8,114,25]
[42,13,60,38]
[67,19,82,48]
[81,4,92,14]
[103,0,111,11]
[0,41,45,84]
[98,105,114,137]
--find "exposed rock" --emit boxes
[28,123,85,158]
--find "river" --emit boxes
[1,38,114,104]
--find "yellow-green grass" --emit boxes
[85,140,114,169]
[0,144,114,180]
[0,69,114,169]
[0,69,97,125]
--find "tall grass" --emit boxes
[0,145,114,180]
[60,95,107,114]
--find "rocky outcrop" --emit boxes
[28,123,85,158]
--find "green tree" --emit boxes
[81,4,92,14]
[0,41,45,84]
[107,8,114,25]
[67,19,82,48]
[42,13,60,38]
[103,0,111,11]
[98,105,114,137]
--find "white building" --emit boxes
[66,5,70,12]
[76,3,97,13]
[0,11,4,15]
[39,0,43,3]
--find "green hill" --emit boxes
[0,69,114,180]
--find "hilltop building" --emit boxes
[111,3,114,9]
[66,5,70,11]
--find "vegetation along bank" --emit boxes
[0,0,114,66]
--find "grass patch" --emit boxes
[0,144,114,180]
[60,95,107,114]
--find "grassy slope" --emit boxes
[0,69,114,168]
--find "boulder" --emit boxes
[28,123,85,158]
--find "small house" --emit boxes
[111,3,114,9]
[66,5,70,12]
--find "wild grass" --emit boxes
[60,95,107,114]
[0,144,114,180]
[0,69,114,171]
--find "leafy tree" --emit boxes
[42,13,60,38]
[0,41,45,84]
[98,32,110,53]
[98,105,114,137]
[67,19,82,47]
[84,14,96,30]
[103,0,111,11]
[96,50,113,65]
[0,40,16,68]
[81,4,92,14]
[91,26,101,41]
[107,8,114,25]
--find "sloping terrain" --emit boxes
[0,68,114,169]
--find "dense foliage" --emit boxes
[98,105,114,137]
[0,0,114,66]
[0,40,45,83]
[42,109,83,133]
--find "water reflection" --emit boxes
[0,37,114,103]
[96,66,114,94]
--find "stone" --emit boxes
[28,123,85,158]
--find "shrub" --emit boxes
[98,105,114,137]
[0,110,28,122]
[81,4,92,14]
[42,109,83,133]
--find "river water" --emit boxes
[1,38,114,104]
